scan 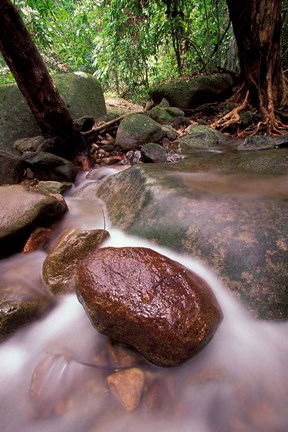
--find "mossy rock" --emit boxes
[167,125,227,154]
[115,113,163,151]
[149,74,234,110]
[0,72,106,152]
[97,151,288,320]
[149,106,174,124]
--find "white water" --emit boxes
[0,169,288,432]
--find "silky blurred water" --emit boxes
[0,168,287,432]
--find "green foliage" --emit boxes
[0,0,286,102]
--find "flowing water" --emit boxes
[0,168,288,432]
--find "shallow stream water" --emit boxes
[0,168,288,432]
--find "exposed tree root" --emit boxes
[211,72,288,137]
[211,91,249,131]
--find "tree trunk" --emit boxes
[0,0,85,158]
[226,0,286,132]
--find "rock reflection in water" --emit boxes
[0,182,288,432]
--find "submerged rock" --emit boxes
[107,367,145,412]
[76,246,223,367]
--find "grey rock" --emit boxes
[97,151,288,320]
[116,114,163,151]
[23,152,78,182]
[149,74,234,109]
[0,72,106,152]
[0,184,67,258]
[0,150,25,185]
[141,143,167,163]
[237,135,275,151]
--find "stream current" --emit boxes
[0,168,288,432]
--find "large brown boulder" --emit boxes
[76,246,223,367]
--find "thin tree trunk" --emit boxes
[0,0,84,158]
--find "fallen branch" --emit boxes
[81,110,143,137]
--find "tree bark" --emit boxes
[226,0,286,132]
[0,0,85,158]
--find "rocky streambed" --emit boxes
[0,73,288,429]
[0,158,288,431]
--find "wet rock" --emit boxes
[43,228,109,295]
[76,247,223,367]
[23,227,52,253]
[107,367,145,412]
[96,152,288,320]
[36,181,72,195]
[149,74,234,109]
[0,253,54,341]
[0,281,53,342]
[23,152,78,182]
[0,150,25,185]
[115,114,163,151]
[141,143,168,163]
[105,340,144,368]
[237,135,275,151]
[274,134,288,148]
[0,185,67,258]
[144,379,174,415]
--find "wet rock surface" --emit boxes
[97,153,288,320]
[76,246,223,367]
[0,185,67,258]
[0,253,54,341]
[43,228,110,295]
